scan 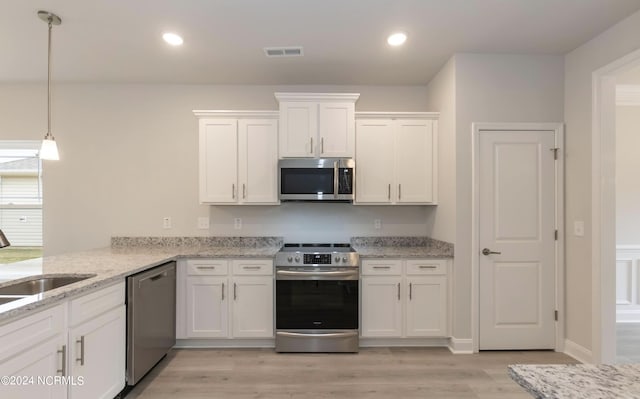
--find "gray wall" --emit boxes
[0,83,434,255]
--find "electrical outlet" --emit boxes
[197,217,210,229]
[234,218,242,230]
[163,217,172,229]
[574,220,584,237]
[374,219,381,229]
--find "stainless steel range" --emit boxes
[275,243,359,353]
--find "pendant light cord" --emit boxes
[47,18,53,138]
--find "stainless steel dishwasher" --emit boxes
[126,261,176,386]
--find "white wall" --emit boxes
[616,104,640,245]
[564,9,640,352]
[454,53,565,340]
[0,83,432,255]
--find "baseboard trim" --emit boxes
[448,337,474,354]
[616,310,640,323]
[563,339,592,364]
[175,338,275,348]
[360,337,449,347]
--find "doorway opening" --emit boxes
[0,141,43,263]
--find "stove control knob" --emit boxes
[294,256,300,263]
[335,256,341,263]
[342,257,348,263]
[287,256,293,263]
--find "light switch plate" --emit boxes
[374,219,381,229]
[197,217,210,229]
[163,217,172,229]
[574,220,584,237]
[234,218,242,230]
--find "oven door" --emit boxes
[276,278,358,330]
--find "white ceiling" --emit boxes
[2,0,640,85]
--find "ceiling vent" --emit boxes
[264,46,304,57]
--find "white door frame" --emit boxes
[592,47,640,364]
[471,122,565,352]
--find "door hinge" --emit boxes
[550,148,559,160]
[555,230,558,240]
[554,310,558,321]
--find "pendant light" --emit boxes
[38,10,62,161]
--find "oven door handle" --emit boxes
[277,331,359,339]
[276,270,358,278]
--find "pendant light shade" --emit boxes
[38,10,61,161]
[0,229,10,249]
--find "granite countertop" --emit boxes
[351,236,454,258]
[509,363,640,398]
[0,236,283,325]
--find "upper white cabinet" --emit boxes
[195,111,279,205]
[355,113,438,205]
[275,93,359,158]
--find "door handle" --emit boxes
[233,282,237,300]
[222,282,225,300]
[57,345,66,376]
[232,184,235,199]
[310,137,314,154]
[321,137,324,154]
[398,184,402,200]
[482,248,502,256]
[76,336,85,366]
[242,183,246,199]
[397,282,401,300]
[388,184,391,200]
[409,282,412,300]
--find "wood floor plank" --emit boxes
[124,347,576,399]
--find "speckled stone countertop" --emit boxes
[509,364,640,398]
[0,237,283,325]
[351,236,454,258]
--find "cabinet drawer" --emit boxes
[69,281,125,326]
[405,259,447,275]
[361,259,402,275]
[232,259,273,275]
[0,304,66,363]
[187,259,229,276]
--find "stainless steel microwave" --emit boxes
[278,158,355,202]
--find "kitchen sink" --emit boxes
[0,296,27,305]
[0,275,96,296]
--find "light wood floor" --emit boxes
[124,347,575,399]
[617,322,640,363]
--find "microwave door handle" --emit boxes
[334,161,339,198]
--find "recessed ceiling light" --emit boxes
[162,32,183,46]
[387,32,407,47]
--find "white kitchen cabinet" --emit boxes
[67,282,125,399]
[196,111,279,205]
[68,306,125,399]
[180,258,273,340]
[361,258,449,339]
[0,304,67,399]
[355,114,438,205]
[275,93,359,158]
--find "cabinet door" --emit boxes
[355,119,395,203]
[68,306,126,399]
[239,119,279,204]
[279,102,317,158]
[0,335,67,399]
[405,276,447,337]
[186,276,228,338]
[395,119,435,204]
[199,118,238,203]
[231,276,274,338]
[319,102,354,157]
[361,276,402,337]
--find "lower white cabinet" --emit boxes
[179,258,274,340]
[361,259,449,338]
[0,282,126,399]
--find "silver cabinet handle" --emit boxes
[232,184,235,199]
[233,282,237,300]
[76,336,85,366]
[482,248,502,256]
[373,266,390,269]
[419,265,436,269]
[321,137,324,154]
[243,266,261,270]
[277,331,358,339]
[57,345,66,376]
[242,184,246,199]
[222,282,225,300]
[388,184,391,200]
[333,161,339,199]
[409,282,412,300]
[397,282,401,300]
[398,184,402,200]
[310,137,313,154]
[197,266,216,270]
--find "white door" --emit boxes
[355,119,395,203]
[361,276,403,337]
[68,306,126,399]
[318,102,354,157]
[479,130,556,349]
[231,277,274,338]
[199,119,238,203]
[396,120,434,203]
[239,119,279,204]
[279,102,316,157]
[186,277,228,338]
